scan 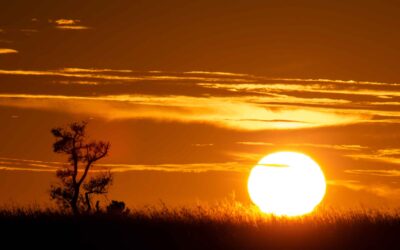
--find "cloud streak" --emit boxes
[344,169,400,177]
[345,148,400,165]
[0,69,252,83]
[0,48,18,54]
[328,179,400,199]
[51,19,90,30]
[0,68,399,130]
[236,142,368,151]
[0,157,247,173]
[0,93,368,130]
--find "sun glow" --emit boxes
[248,152,326,216]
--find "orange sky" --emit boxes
[1,0,400,209]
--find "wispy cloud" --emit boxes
[345,148,400,165]
[0,48,18,54]
[198,82,400,98]
[0,94,367,130]
[344,169,400,177]
[327,179,366,191]
[54,19,78,25]
[51,19,90,30]
[0,157,62,172]
[0,157,247,173]
[0,69,250,82]
[56,80,99,85]
[0,69,141,81]
[289,143,368,151]
[236,142,367,151]
[377,148,400,156]
[56,26,91,30]
[3,68,399,95]
[328,179,400,199]
[268,77,400,87]
[236,142,275,146]
[61,68,132,73]
[184,71,250,77]
[1,68,400,130]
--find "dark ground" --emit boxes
[1,208,400,250]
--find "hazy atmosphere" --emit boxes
[1,0,400,210]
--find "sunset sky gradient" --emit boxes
[1,0,400,209]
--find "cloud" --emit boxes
[0,69,141,81]
[268,77,400,87]
[344,169,400,177]
[236,142,275,146]
[0,157,247,173]
[236,142,367,151]
[3,69,399,95]
[56,25,91,30]
[327,179,365,191]
[51,19,90,30]
[289,143,368,151]
[54,19,78,25]
[198,82,400,98]
[61,68,132,73]
[0,48,18,54]
[377,148,400,156]
[0,69,250,83]
[0,94,368,130]
[1,68,400,129]
[102,162,246,173]
[184,71,250,77]
[56,80,99,85]
[328,179,400,199]
[0,157,62,172]
[345,148,400,165]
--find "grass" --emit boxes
[1,202,400,249]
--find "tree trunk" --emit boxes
[71,199,79,214]
[70,184,81,214]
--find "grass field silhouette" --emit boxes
[1,201,400,250]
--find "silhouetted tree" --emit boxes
[50,121,111,214]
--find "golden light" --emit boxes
[248,152,326,216]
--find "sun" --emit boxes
[247,152,326,216]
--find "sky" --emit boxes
[1,0,400,209]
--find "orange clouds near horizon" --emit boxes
[0,69,399,209]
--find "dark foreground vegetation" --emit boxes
[1,205,400,250]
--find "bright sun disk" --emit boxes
[247,151,326,216]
